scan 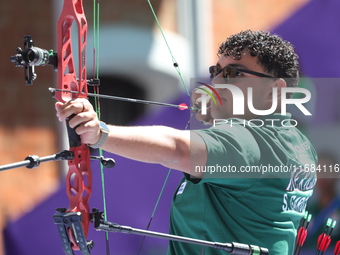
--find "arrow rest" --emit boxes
[88,78,100,86]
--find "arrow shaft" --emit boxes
[49,87,196,110]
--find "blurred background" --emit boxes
[1,0,340,254]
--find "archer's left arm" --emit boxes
[55,98,207,177]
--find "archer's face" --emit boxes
[210,54,278,120]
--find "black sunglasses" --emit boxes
[209,65,276,82]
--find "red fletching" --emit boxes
[317,233,332,252]
[178,103,188,110]
[334,241,340,255]
[297,228,308,246]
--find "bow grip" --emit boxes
[66,114,81,148]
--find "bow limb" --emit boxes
[55,0,92,251]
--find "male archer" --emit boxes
[56,30,317,255]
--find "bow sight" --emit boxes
[10,35,57,85]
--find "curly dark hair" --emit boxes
[218,30,300,89]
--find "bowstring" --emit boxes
[93,1,111,254]
[136,1,194,254]
[146,0,190,97]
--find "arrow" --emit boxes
[49,87,197,111]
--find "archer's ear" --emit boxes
[273,78,287,88]
[265,78,287,106]
[273,78,287,97]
